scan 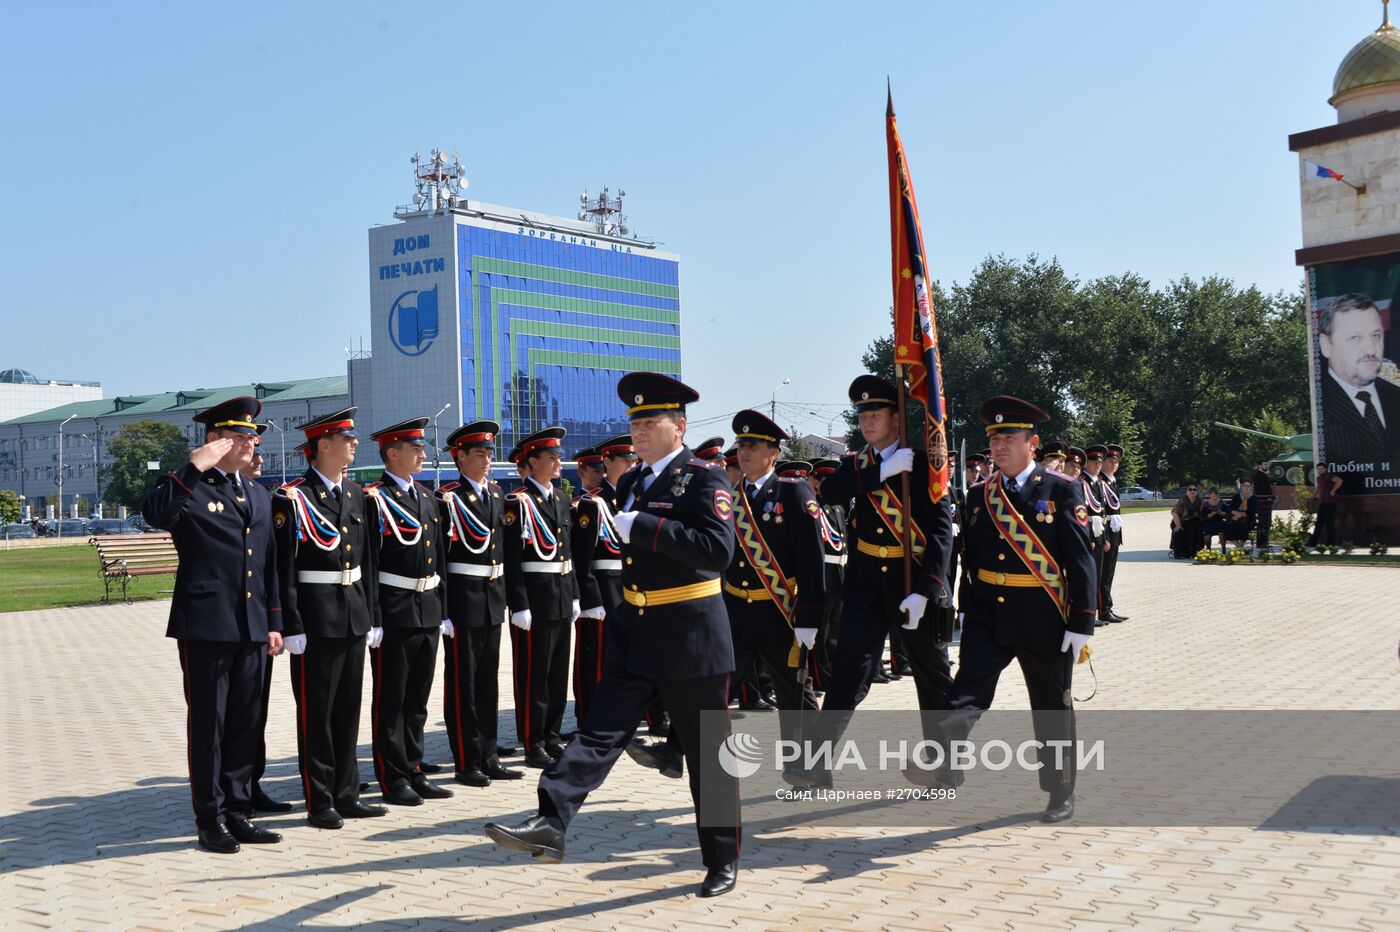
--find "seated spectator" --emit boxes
[1224,479,1258,549]
[1170,484,1203,559]
[1200,488,1228,551]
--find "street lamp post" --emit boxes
[430,402,452,489]
[770,378,791,422]
[56,414,76,540]
[78,433,99,517]
[266,419,287,484]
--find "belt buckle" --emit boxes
[415,577,428,592]
[995,572,1006,585]
[634,590,648,607]
[339,568,354,586]
[878,545,889,558]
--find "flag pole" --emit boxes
[895,363,914,594]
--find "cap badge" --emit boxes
[995,414,1004,423]
[634,394,644,404]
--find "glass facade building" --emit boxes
[367,202,681,462]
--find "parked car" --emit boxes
[126,515,153,532]
[89,518,142,536]
[1120,486,1161,501]
[52,519,90,537]
[3,523,37,540]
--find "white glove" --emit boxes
[283,634,307,655]
[580,605,607,620]
[1091,515,1104,537]
[441,619,455,638]
[1108,515,1123,532]
[878,448,916,483]
[898,592,928,630]
[1061,630,1092,659]
[570,599,581,623]
[367,626,384,649]
[613,511,638,544]
[951,522,960,537]
[794,627,818,650]
[510,610,533,631]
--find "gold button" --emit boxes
[342,526,349,533]
[741,580,749,588]
[247,570,253,578]
[427,558,433,565]
[247,548,253,556]
[880,566,889,574]
[345,544,352,551]
[996,596,1005,604]
[491,560,497,566]
[876,526,884,535]
[631,584,640,591]
[244,527,250,535]
[998,553,1005,562]
[246,591,252,599]
[738,561,745,568]
[637,608,645,616]
[426,540,432,547]
[626,557,634,565]
[345,562,351,569]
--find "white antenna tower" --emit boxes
[578,186,629,236]
[409,149,468,213]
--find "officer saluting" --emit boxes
[438,421,520,787]
[363,418,454,806]
[938,396,1097,822]
[142,397,284,853]
[503,426,580,769]
[273,407,387,829]
[485,372,742,899]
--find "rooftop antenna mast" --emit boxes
[578,186,629,236]
[410,149,468,214]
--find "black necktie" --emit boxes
[746,482,759,500]
[332,486,341,501]
[1005,476,1018,494]
[1357,390,1386,444]
[638,466,653,489]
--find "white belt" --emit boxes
[298,566,362,586]
[522,559,572,575]
[448,562,504,580]
[824,553,848,566]
[378,571,441,592]
[593,559,623,572]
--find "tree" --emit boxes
[101,421,192,510]
[782,431,815,462]
[0,489,20,525]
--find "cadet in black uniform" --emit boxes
[724,414,825,759]
[485,373,742,899]
[804,459,847,693]
[1081,445,1113,626]
[1065,447,1085,480]
[143,397,284,854]
[363,418,453,806]
[693,436,726,464]
[936,396,1097,821]
[438,421,520,787]
[569,445,619,728]
[1099,443,1129,623]
[240,426,294,814]
[273,407,387,829]
[504,427,581,768]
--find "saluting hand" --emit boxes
[190,437,235,472]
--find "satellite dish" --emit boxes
[580,193,588,204]
[578,211,586,221]
[619,189,626,198]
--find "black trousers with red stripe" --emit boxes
[370,627,440,791]
[289,636,366,813]
[572,617,605,728]
[177,639,265,830]
[443,623,503,773]
[538,664,740,869]
[510,617,570,752]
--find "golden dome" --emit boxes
[1332,3,1400,101]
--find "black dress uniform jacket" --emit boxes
[144,462,281,641]
[818,449,954,604]
[573,491,625,614]
[439,478,507,626]
[726,473,827,645]
[504,479,579,620]
[367,475,449,628]
[273,469,377,637]
[960,464,1098,649]
[612,449,736,679]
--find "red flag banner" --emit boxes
[887,90,950,502]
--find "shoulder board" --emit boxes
[506,490,525,503]
[686,457,717,469]
[488,480,502,490]
[778,476,801,484]
[363,481,383,490]
[438,481,459,493]
[280,477,305,490]
[1044,468,1071,481]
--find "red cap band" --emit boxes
[304,419,354,440]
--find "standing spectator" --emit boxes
[1307,464,1344,548]
[1200,488,1228,551]
[1170,484,1202,558]
[1224,480,1258,550]
[1251,460,1275,551]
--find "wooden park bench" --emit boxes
[90,533,179,604]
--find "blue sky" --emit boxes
[0,1,1383,437]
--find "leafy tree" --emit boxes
[0,489,20,524]
[101,421,192,510]
[782,431,815,462]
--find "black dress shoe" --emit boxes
[482,760,524,780]
[308,808,344,830]
[382,784,424,806]
[1107,611,1129,623]
[870,669,892,684]
[544,740,566,759]
[699,861,738,897]
[251,788,293,813]
[738,697,776,712]
[625,739,684,779]
[412,776,454,799]
[339,800,389,818]
[648,713,671,737]
[523,747,554,769]
[1042,793,1075,823]
[197,824,241,854]
[496,744,518,757]
[417,762,443,774]
[226,813,282,844]
[895,662,913,676]
[1094,617,1109,628]
[483,815,565,863]
[455,768,492,787]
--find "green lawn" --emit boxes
[0,545,174,613]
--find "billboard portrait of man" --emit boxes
[1317,292,1400,469]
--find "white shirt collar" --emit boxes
[527,476,555,499]
[1008,461,1036,489]
[745,469,775,492]
[462,474,486,497]
[213,466,240,487]
[642,445,684,479]
[312,467,341,493]
[1329,365,1376,397]
[384,470,415,492]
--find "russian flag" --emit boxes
[1303,159,1345,181]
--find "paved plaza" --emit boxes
[2,510,1398,930]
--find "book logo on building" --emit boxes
[388,285,439,357]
